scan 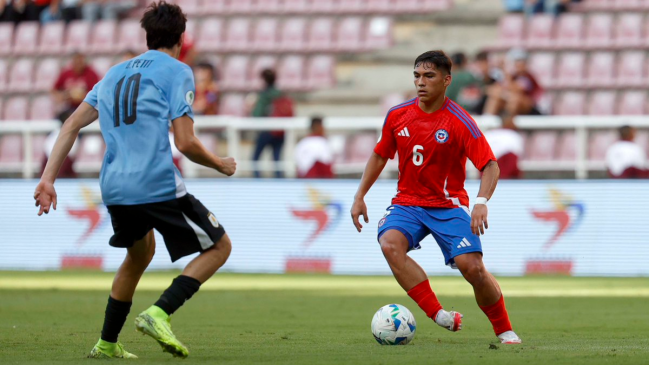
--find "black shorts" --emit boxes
[106,194,226,262]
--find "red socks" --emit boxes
[407,280,443,320]
[479,295,513,336]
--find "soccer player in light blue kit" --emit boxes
[33,1,235,359]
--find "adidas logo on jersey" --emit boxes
[398,127,410,137]
[456,238,472,249]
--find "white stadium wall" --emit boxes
[1,179,648,277]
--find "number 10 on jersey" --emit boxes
[113,73,142,127]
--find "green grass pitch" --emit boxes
[1,272,648,365]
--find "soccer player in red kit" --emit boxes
[351,50,521,344]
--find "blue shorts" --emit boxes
[377,205,482,268]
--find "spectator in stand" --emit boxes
[251,68,293,178]
[41,0,83,23]
[525,0,581,16]
[473,51,504,115]
[52,52,99,118]
[1,0,46,23]
[502,0,524,12]
[82,0,135,22]
[483,115,523,179]
[295,116,334,179]
[179,31,196,67]
[606,126,647,179]
[446,52,481,113]
[484,48,542,117]
[193,62,219,115]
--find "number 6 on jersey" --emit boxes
[413,145,424,166]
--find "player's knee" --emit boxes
[215,234,232,258]
[379,237,405,262]
[461,264,486,286]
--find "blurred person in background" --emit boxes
[295,116,334,179]
[40,0,81,23]
[446,52,481,113]
[606,125,647,179]
[484,48,542,117]
[502,0,524,12]
[0,0,46,23]
[82,0,136,22]
[52,52,99,119]
[193,62,219,115]
[483,115,523,179]
[525,0,581,15]
[251,68,293,178]
[473,51,503,115]
[179,30,196,67]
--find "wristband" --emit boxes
[474,197,488,205]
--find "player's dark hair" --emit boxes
[140,1,187,50]
[619,125,634,140]
[261,68,276,88]
[414,50,452,75]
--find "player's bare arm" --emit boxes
[172,115,236,176]
[351,152,388,232]
[34,102,99,216]
[471,160,500,236]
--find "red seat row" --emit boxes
[551,91,648,115]
[0,95,55,121]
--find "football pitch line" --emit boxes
[1,272,649,297]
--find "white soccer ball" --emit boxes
[371,304,416,345]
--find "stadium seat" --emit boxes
[29,96,55,120]
[365,17,393,50]
[554,92,586,115]
[172,0,200,16]
[588,130,618,161]
[30,134,48,168]
[196,18,224,53]
[12,22,39,55]
[38,22,65,55]
[556,52,585,88]
[528,53,556,88]
[337,0,365,13]
[337,17,364,52]
[0,98,3,118]
[279,18,307,52]
[586,52,615,88]
[91,57,115,79]
[307,55,335,89]
[524,131,558,161]
[366,0,392,13]
[425,0,453,11]
[3,97,29,121]
[34,58,61,92]
[345,133,378,163]
[0,135,23,168]
[250,56,278,90]
[617,91,646,115]
[221,56,250,91]
[616,51,644,87]
[615,13,643,49]
[65,20,91,54]
[256,0,282,14]
[584,13,613,49]
[227,0,254,14]
[556,131,576,161]
[310,0,336,14]
[555,14,584,49]
[0,24,13,56]
[89,20,117,55]
[0,60,7,93]
[308,18,335,52]
[185,19,197,40]
[493,14,524,49]
[74,134,105,173]
[282,0,310,14]
[526,14,554,49]
[381,93,407,115]
[615,0,644,10]
[7,59,34,93]
[395,0,420,13]
[277,55,306,90]
[116,19,147,53]
[588,91,617,115]
[224,18,251,52]
[200,0,226,14]
[634,130,649,153]
[251,18,279,53]
[218,94,246,116]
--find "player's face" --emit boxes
[413,63,451,103]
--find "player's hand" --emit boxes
[216,157,236,176]
[34,180,57,216]
[350,198,369,233]
[471,204,488,236]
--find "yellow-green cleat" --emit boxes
[88,339,138,359]
[135,305,189,358]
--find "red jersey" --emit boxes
[374,97,496,208]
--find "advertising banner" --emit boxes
[1,180,648,276]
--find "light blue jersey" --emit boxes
[84,50,195,206]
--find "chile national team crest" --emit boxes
[435,129,449,143]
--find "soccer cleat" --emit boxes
[498,330,522,344]
[87,339,138,359]
[135,305,189,358]
[434,309,463,332]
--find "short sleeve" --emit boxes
[465,133,496,171]
[83,80,100,109]
[169,66,196,121]
[374,115,397,159]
